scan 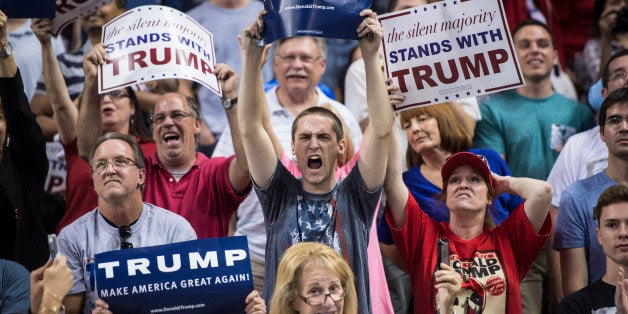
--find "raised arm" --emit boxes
[215,63,250,193]
[237,11,278,189]
[32,18,78,145]
[356,9,393,191]
[77,44,106,160]
[491,174,552,232]
[384,117,409,229]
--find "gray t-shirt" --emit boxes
[58,203,197,314]
[256,161,382,313]
[553,171,616,284]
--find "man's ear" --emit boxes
[337,138,345,156]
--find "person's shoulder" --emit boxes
[469,147,501,160]
[552,92,588,109]
[61,209,98,233]
[564,171,610,197]
[186,1,210,16]
[0,259,29,276]
[480,90,517,106]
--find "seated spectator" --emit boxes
[554,87,628,296]
[385,130,552,312]
[58,133,197,313]
[30,22,157,233]
[76,43,251,239]
[269,242,358,314]
[558,184,628,312]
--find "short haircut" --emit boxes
[291,106,344,142]
[598,87,628,127]
[594,184,628,221]
[602,49,628,88]
[88,132,146,173]
[185,95,202,120]
[274,36,327,60]
[269,242,357,314]
[399,103,472,169]
[511,19,556,49]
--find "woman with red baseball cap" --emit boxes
[384,134,553,313]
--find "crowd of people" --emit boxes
[1,0,628,313]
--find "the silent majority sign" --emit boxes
[95,236,253,314]
[379,0,524,112]
[98,5,221,97]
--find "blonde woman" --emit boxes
[270,242,358,314]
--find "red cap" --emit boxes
[441,152,493,189]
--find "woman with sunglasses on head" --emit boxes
[269,241,357,314]
[32,19,158,234]
[383,121,553,312]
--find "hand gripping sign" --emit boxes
[98,5,221,97]
[379,0,524,112]
[95,236,253,314]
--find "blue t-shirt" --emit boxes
[379,148,522,244]
[0,259,30,313]
[553,171,616,283]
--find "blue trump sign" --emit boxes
[261,0,371,44]
[95,236,253,314]
[0,0,55,18]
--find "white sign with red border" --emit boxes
[98,5,221,96]
[379,0,523,111]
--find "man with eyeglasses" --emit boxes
[551,49,628,300]
[58,132,197,314]
[76,42,250,240]
[554,87,628,300]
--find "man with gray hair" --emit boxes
[58,132,197,313]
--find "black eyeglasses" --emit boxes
[119,225,133,249]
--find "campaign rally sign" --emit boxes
[260,0,371,44]
[99,5,221,97]
[379,0,523,111]
[45,142,66,194]
[51,0,113,35]
[95,236,253,314]
[0,0,55,18]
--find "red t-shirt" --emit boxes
[56,139,157,234]
[143,152,249,238]
[386,192,551,313]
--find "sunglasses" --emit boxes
[119,225,133,249]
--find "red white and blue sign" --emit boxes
[95,236,253,314]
